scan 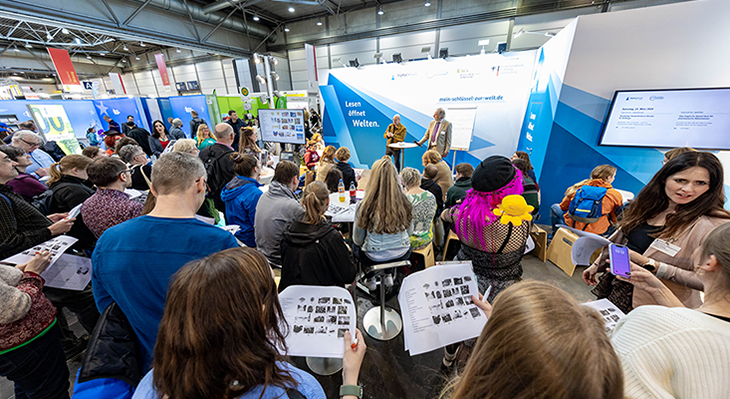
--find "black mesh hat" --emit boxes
[471,155,516,192]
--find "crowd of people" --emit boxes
[1,108,729,399]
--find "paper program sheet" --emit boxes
[582,298,626,334]
[398,262,487,356]
[0,236,91,290]
[558,224,611,266]
[279,285,356,358]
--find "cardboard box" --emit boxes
[530,224,548,262]
[547,227,579,276]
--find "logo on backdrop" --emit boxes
[649,95,664,101]
[625,96,644,101]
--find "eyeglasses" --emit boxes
[196,177,210,193]
[120,169,132,176]
[21,138,41,148]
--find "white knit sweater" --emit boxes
[611,305,730,399]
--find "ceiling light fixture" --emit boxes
[288,6,295,12]
[74,38,83,45]
[123,45,128,51]
[424,1,431,6]
[317,19,322,26]
[140,41,146,47]
[253,14,260,21]
[86,54,92,59]
[24,42,32,48]
[122,59,127,63]
[12,46,20,52]
[176,48,182,52]
[135,56,140,60]
[46,32,53,40]
[61,28,69,34]
[378,6,384,15]
[284,26,290,32]
[100,52,105,56]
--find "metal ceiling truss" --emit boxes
[268,0,629,52]
[0,1,255,58]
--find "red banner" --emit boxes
[155,53,170,87]
[47,48,80,86]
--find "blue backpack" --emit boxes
[568,185,607,228]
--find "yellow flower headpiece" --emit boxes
[493,195,534,226]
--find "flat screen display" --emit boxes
[599,88,730,150]
[259,108,306,145]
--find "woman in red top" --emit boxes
[304,138,320,170]
[0,251,71,399]
[559,165,623,235]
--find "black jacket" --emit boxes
[190,117,206,139]
[76,303,143,389]
[279,218,357,292]
[421,178,444,217]
[335,161,356,191]
[126,127,152,156]
[49,175,96,251]
[226,118,246,151]
[199,143,235,211]
[130,164,152,191]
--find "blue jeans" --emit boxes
[0,324,70,399]
[550,203,565,237]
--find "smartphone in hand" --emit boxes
[609,244,631,278]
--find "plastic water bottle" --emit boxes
[349,181,357,203]
[338,179,346,202]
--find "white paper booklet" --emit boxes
[582,298,626,334]
[398,262,487,356]
[0,236,91,290]
[279,285,356,358]
[557,224,612,266]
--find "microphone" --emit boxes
[413,140,422,148]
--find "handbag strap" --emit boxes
[134,164,152,188]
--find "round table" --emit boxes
[387,142,418,171]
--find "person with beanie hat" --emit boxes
[439,155,532,368]
[441,155,531,301]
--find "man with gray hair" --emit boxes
[10,130,54,178]
[417,108,452,159]
[199,123,236,211]
[168,118,186,140]
[118,144,153,191]
[91,151,238,368]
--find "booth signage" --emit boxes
[176,82,187,91]
[240,86,250,96]
[154,53,171,87]
[47,48,80,86]
[187,81,199,90]
[27,104,82,155]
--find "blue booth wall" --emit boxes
[92,98,149,132]
[0,99,102,139]
[517,1,730,221]
[168,95,212,138]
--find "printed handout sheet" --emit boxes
[398,262,487,356]
[582,298,626,334]
[279,285,356,358]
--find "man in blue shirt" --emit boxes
[92,152,238,367]
[10,130,54,178]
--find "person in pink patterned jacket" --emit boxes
[0,251,70,399]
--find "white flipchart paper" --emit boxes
[398,262,487,356]
[279,285,356,358]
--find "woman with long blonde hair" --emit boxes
[280,181,356,291]
[442,281,623,399]
[196,124,216,150]
[353,158,412,268]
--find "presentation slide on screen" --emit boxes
[259,109,306,144]
[601,89,730,149]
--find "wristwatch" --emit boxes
[641,258,657,272]
[339,385,363,398]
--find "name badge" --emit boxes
[649,239,681,257]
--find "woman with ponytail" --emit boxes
[220,153,264,247]
[279,181,356,292]
[48,154,97,252]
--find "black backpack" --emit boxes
[31,182,72,215]
[201,149,231,195]
[191,117,205,138]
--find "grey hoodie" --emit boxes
[254,181,305,265]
